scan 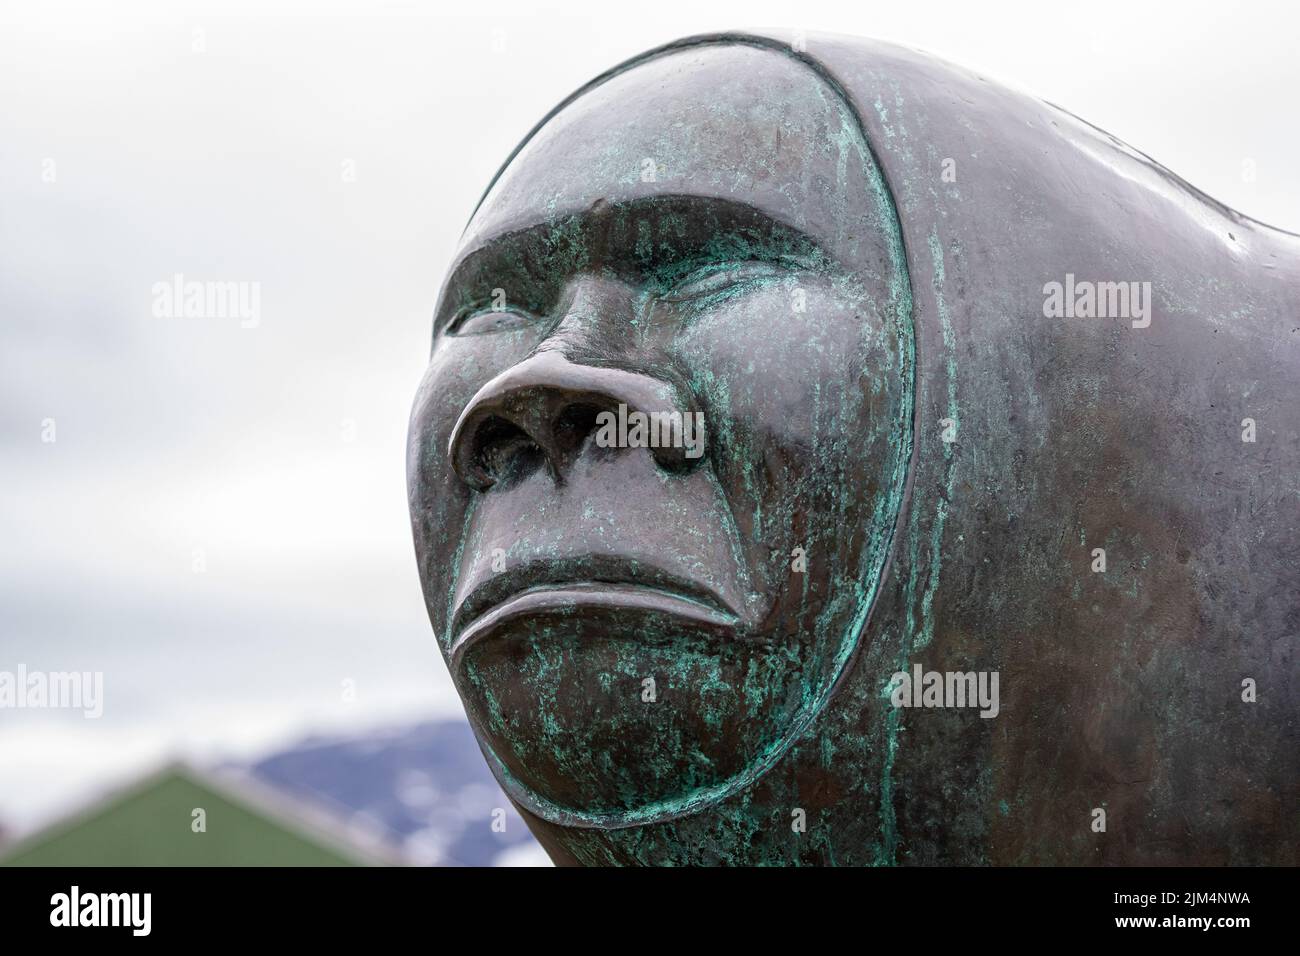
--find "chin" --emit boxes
[456,614,815,818]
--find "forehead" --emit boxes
[459,43,879,260]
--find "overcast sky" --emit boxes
[1,0,1296,831]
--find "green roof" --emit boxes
[1,763,399,867]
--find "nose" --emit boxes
[448,349,703,491]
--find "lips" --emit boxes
[449,562,741,670]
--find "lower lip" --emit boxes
[450,583,737,669]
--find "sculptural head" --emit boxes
[408,39,913,826]
[409,29,1300,866]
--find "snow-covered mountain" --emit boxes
[243,719,548,867]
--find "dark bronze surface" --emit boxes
[408,32,1298,864]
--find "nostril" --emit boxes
[473,416,546,489]
[553,402,607,459]
[448,352,706,492]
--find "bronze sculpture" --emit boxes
[407,32,1299,865]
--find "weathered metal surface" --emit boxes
[408,32,1299,865]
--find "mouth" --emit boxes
[449,573,740,671]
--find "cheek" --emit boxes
[671,284,878,447]
[669,284,891,602]
[412,329,542,472]
[408,333,539,624]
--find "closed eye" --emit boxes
[657,260,794,304]
[446,305,540,336]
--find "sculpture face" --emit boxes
[409,32,1300,865]
[408,44,912,823]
